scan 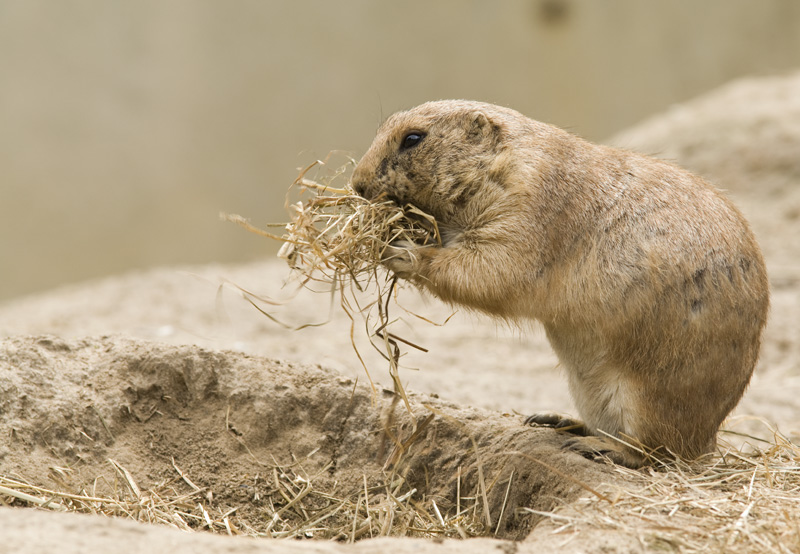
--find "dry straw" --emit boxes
[0,454,488,540]
[529,423,800,553]
[0,460,237,534]
[223,156,442,405]
[2,427,799,548]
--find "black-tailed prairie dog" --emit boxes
[351,100,770,468]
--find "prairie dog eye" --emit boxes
[400,132,424,151]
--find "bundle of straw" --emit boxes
[226,160,439,285]
[223,159,442,405]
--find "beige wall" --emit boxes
[2,0,800,301]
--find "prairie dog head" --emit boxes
[351,100,522,228]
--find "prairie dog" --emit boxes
[351,100,769,468]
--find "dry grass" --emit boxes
[529,425,800,553]
[0,460,237,534]
[3,430,799,549]
[242,460,488,541]
[223,156,442,403]
[223,156,438,285]
[0,456,488,541]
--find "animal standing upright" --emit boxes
[351,100,769,467]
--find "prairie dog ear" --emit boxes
[467,110,500,144]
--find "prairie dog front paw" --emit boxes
[382,240,424,279]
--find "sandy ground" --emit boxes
[1,71,799,553]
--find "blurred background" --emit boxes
[2,0,800,302]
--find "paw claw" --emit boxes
[561,436,648,469]
[524,413,587,435]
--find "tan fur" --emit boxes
[351,100,770,467]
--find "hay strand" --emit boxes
[223,157,440,411]
[528,428,800,553]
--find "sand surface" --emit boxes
[1,71,799,553]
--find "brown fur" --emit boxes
[351,100,770,467]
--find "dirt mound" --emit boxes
[0,335,616,544]
[609,70,800,195]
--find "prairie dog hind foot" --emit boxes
[527,413,649,469]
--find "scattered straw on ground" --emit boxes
[530,425,800,553]
[0,455,488,541]
[3,429,800,549]
[0,459,236,534]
